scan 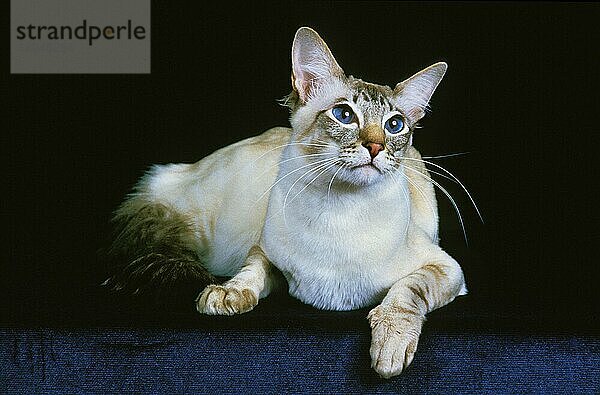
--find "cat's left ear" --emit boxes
[394,62,447,122]
[291,27,345,103]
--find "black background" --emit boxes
[3,2,598,331]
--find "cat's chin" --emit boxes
[340,164,385,186]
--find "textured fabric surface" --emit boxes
[2,327,599,394]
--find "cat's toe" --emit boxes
[223,287,258,314]
[196,285,227,315]
[368,305,423,378]
[196,285,257,315]
[370,333,418,378]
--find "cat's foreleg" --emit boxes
[196,245,281,315]
[368,247,466,378]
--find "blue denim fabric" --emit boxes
[2,327,599,394]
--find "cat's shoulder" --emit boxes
[193,127,292,164]
[249,127,292,147]
[216,127,291,154]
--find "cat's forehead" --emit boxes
[346,77,396,113]
[302,76,397,117]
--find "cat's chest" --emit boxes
[262,182,412,310]
[291,203,405,258]
[268,181,408,247]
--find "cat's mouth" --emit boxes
[350,163,382,173]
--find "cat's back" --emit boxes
[142,126,291,207]
[193,126,292,177]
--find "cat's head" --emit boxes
[285,27,446,187]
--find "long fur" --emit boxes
[104,198,216,308]
[104,27,468,378]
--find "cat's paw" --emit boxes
[367,305,425,379]
[195,284,258,315]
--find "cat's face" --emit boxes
[287,28,446,187]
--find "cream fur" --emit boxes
[262,142,414,310]
[128,27,467,379]
[139,127,290,276]
[138,128,462,310]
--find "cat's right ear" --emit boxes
[291,27,345,103]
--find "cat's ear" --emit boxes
[291,27,345,103]
[394,62,447,122]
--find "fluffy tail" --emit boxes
[102,198,215,309]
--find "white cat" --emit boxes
[107,27,467,378]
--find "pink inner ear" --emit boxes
[294,73,318,103]
[294,77,308,102]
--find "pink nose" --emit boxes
[363,142,384,159]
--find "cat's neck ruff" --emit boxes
[262,143,413,310]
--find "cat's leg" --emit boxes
[368,245,466,378]
[196,245,282,315]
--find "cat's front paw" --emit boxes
[368,305,425,378]
[196,284,258,315]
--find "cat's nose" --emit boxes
[363,142,384,159]
[359,124,385,159]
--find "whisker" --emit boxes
[401,157,483,223]
[270,152,333,170]
[254,157,339,204]
[422,152,470,159]
[262,159,340,224]
[327,163,348,200]
[415,166,458,184]
[289,161,341,205]
[282,160,340,223]
[312,138,338,148]
[394,167,437,223]
[396,154,457,184]
[249,141,335,167]
[402,164,468,245]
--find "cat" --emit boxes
[105,27,467,378]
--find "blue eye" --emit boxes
[385,115,405,134]
[331,104,356,124]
